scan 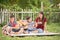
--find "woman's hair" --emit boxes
[39,12,44,21]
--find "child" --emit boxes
[2,15,24,35]
[25,16,43,33]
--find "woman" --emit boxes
[35,12,47,32]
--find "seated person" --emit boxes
[24,16,44,33]
[2,15,24,34]
[35,12,47,32]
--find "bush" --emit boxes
[0,21,7,27]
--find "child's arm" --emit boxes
[33,22,37,27]
[11,24,20,29]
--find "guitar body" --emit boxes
[17,20,28,27]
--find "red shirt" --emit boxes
[10,22,16,27]
[8,21,17,27]
[35,17,47,30]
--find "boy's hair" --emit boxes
[10,14,15,18]
[26,16,30,20]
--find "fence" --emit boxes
[0,9,38,24]
[0,9,60,25]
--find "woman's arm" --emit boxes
[34,22,37,27]
[44,22,48,33]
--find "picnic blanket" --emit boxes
[9,32,60,36]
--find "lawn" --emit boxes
[0,23,60,40]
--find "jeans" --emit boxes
[37,28,44,33]
[26,27,44,33]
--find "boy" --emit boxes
[2,15,24,35]
[25,16,43,33]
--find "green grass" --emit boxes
[0,23,60,40]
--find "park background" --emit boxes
[0,0,60,40]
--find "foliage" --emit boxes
[0,0,60,25]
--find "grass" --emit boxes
[0,23,60,40]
